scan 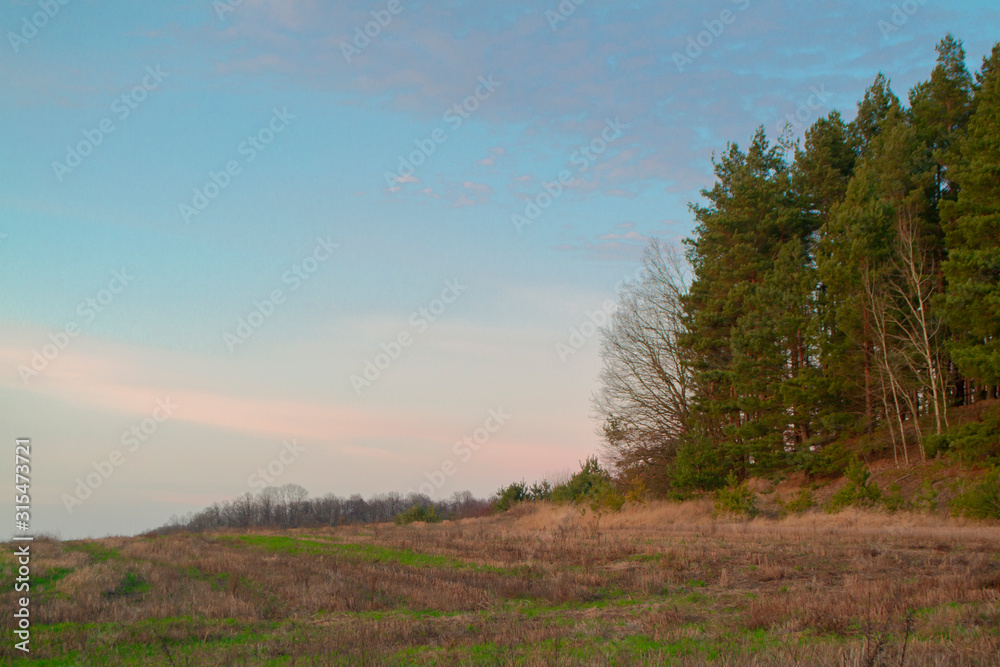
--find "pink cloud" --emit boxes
[462,181,492,195]
[598,230,645,242]
[478,146,507,166]
[0,341,438,453]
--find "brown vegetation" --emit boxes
[2,501,998,664]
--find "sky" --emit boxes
[2,0,997,539]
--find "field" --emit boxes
[2,500,999,666]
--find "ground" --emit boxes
[2,498,999,665]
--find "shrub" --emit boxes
[588,483,626,514]
[552,457,619,505]
[493,479,554,513]
[494,481,530,513]
[882,482,905,513]
[795,441,853,478]
[825,457,881,513]
[924,407,1000,464]
[776,488,815,517]
[786,488,815,513]
[528,480,553,501]
[624,477,648,505]
[950,468,1000,519]
[911,480,938,513]
[667,437,727,495]
[713,473,758,518]
[923,433,949,459]
[394,504,441,525]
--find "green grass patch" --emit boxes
[103,571,150,599]
[30,617,282,663]
[64,541,119,563]
[221,534,514,575]
[34,566,74,589]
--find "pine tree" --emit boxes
[850,73,899,157]
[794,111,856,227]
[730,240,821,463]
[941,43,1000,387]
[683,128,813,476]
[973,43,1000,108]
[818,79,906,431]
[909,34,975,206]
[794,113,857,433]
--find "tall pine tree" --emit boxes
[941,43,1000,389]
[817,78,904,430]
[794,112,857,433]
[683,128,814,476]
[909,35,975,207]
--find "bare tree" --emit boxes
[885,208,950,439]
[594,240,693,491]
[865,264,915,465]
[862,207,950,464]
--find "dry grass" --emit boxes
[1,501,998,665]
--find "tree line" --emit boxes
[152,484,493,534]
[596,35,1000,496]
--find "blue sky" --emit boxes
[2,0,997,538]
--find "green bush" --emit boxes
[529,480,553,501]
[950,468,1000,519]
[882,482,905,513]
[786,488,815,513]
[494,481,530,513]
[924,407,1000,465]
[912,480,939,513]
[713,473,758,518]
[776,488,815,517]
[624,478,649,504]
[667,437,727,495]
[394,504,441,525]
[923,433,950,459]
[587,483,626,514]
[493,479,554,513]
[825,457,881,513]
[552,457,620,505]
[795,441,853,478]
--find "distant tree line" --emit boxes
[151,484,493,534]
[597,35,1000,496]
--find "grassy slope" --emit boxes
[2,500,999,666]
